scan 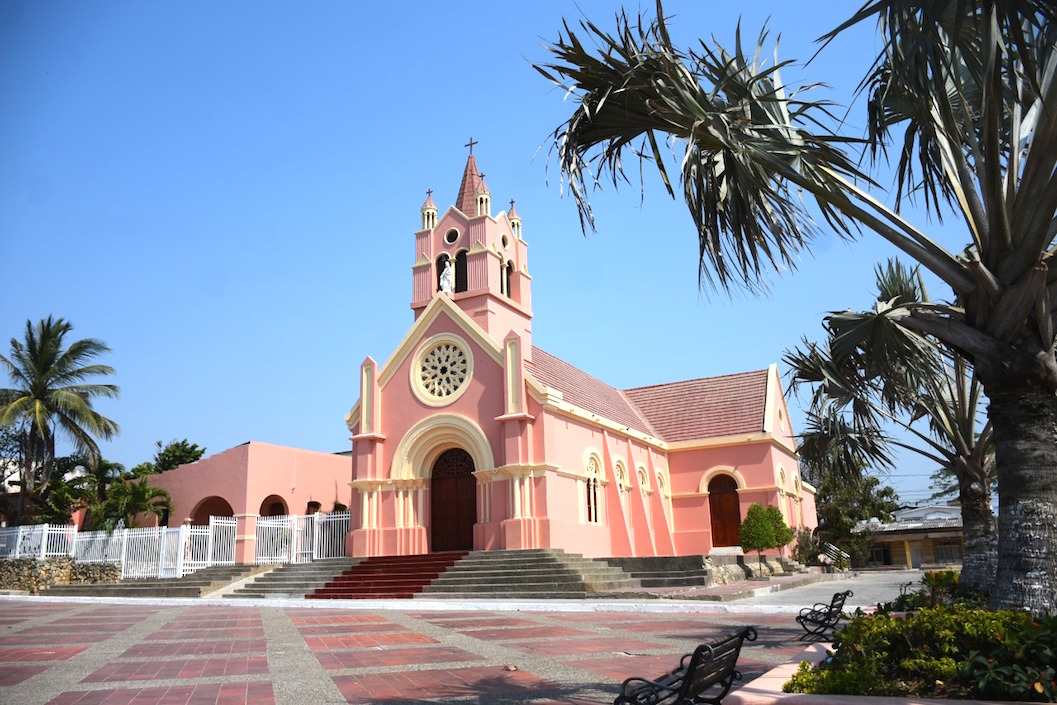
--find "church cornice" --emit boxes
[666,433,797,456]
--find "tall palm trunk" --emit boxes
[987,385,1057,614]
[957,465,996,595]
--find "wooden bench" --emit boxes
[614,626,758,705]
[795,589,853,637]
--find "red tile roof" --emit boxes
[526,347,770,443]
[623,371,769,443]
[526,348,656,436]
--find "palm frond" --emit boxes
[535,2,867,295]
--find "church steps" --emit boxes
[41,564,272,598]
[597,555,712,588]
[420,548,640,597]
[224,558,360,599]
[307,552,468,600]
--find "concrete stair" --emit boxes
[224,558,361,599]
[418,548,641,599]
[599,555,711,588]
[308,552,468,600]
[39,564,271,598]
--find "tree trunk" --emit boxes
[957,475,997,595]
[987,386,1057,614]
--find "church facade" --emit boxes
[344,150,817,559]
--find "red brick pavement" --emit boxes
[0,598,809,705]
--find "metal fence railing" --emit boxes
[2,517,239,580]
[2,512,349,578]
[254,512,350,565]
[0,524,77,560]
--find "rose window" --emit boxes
[419,342,469,399]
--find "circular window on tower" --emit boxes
[444,228,459,245]
[411,333,474,406]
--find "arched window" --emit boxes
[454,250,468,293]
[505,261,514,299]
[615,460,629,515]
[656,471,668,497]
[585,456,601,523]
[637,466,650,496]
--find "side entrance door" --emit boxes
[708,475,742,547]
[430,448,477,552]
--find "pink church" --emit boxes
[150,149,817,564]
[347,150,816,558]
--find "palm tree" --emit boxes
[0,316,119,524]
[785,260,996,593]
[103,477,172,529]
[535,1,1057,613]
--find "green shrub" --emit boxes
[963,613,1057,702]
[878,570,987,612]
[783,606,1051,700]
[791,527,820,565]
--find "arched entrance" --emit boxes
[259,495,287,517]
[430,448,476,552]
[191,496,235,525]
[708,475,741,547]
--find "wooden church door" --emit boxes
[708,475,741,547]
[430,448,477,552]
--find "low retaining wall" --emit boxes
[0,558,121,594]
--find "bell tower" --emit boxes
[411,141,533,351]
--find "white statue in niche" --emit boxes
[439,259,454,294]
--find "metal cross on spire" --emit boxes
[465,137,478,154]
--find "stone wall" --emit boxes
[0,558,121,594]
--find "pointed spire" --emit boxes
[456,138,486,215]
[422,188,436,211]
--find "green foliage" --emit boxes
[791,527,822,565]
[0,317,119,524]
[740,503,776,573]
[153,439,205,472]
[95,477,172,530]
[765,505,794,548]
[964,614,1057,702]
[802,457,899,566]
[133,439,206,475]
[880,570,988,612]
[784,606,1052,701]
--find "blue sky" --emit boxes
[1,1,971,505]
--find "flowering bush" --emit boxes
[784,606,1056,701]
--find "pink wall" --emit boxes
[147,441,350,562]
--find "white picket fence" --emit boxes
[0,517,237,580]
[254,512,350,565]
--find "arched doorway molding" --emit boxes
[390,413,495,480]
[190,496,235,525]
[698,466,747,494]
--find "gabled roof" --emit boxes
[623,370,769,443]
[526,348,656,436]
[525,348,771,444]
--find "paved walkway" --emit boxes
[0,571,921,705]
